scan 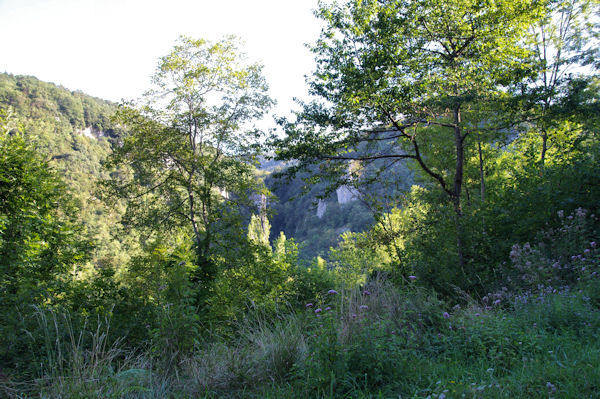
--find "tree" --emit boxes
[273,0,545,268]
[518,0,599,165]
[102,36,273,283]
[0,109,91,303]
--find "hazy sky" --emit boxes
[0,0,323,129]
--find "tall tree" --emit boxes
[273,0,544,268]
[520,0,599,165]
[102,36,273,283]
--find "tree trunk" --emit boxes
[478,137,485,203]
[453,105,466,270]
[540,129,548,167]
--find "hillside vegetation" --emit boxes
[1,0,600,397]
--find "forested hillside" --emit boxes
[0,73,373,264]
[2,0,600,398]
[0,73,134,271]
[266,151,414,260]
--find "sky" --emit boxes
[0,0,324,130]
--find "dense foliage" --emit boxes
[1,0,600,397]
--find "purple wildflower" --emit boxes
[351,313,357,319]
[493,299,501,306]
[325,306,331,311]
[328,289,338,295]
[306,303,313,308]
[363,290,371,296]
[359,305,369,310]
[591,242,597,248]
[584,249,591,254]
[443,312,450,319]
[408,275,417,280]
[315,308,322,314]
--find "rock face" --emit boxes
[336,185,360,204]
[76,126,104,139]
[316,199,327,219]
[217,187,229,200]
[254,193,268,212]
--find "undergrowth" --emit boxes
[2,209,599,398]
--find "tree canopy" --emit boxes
[272,0,554,267]
[102,36,274,283]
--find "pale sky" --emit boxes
[0,0,324,130]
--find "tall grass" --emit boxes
[1,306,168,398]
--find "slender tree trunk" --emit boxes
[540,129,548,167]
[188,192,201,250]
[478,137,485,203]
[453,105,466,270]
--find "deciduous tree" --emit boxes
[102,36,273,283]
[273,0,545,268]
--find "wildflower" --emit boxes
[584,249,591,254]
[328,289,338,295]
[408,275,417,280]
[363,290,371,296]
[493,299,501,306]
[315,308,322,314]
[359,305,368,310]
[325,306,331,311]
[557,210,564,218]
[510,244,521,262]
[453,304,461,311]
[351,313,357,319]
[475,313,480,317]
[443,312,450,319]
[591,242,597,248]
[306,303,313,308]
